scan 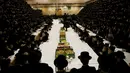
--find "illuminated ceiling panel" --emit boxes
[27,0,91,4]
[26,0,96,15]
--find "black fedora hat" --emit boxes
[115,51,125,59]
[78,51,92,60]
[109,45,115,51]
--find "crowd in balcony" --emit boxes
[78,0,130,52]
[59,13,130,73]
[0,0,52,72]
[0,0,130,73]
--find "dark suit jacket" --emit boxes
[78,65,97,73]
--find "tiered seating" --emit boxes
[78,0,130,52]
[0,0,53,72]
[65,15,130,73]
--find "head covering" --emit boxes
[78,51,92,60]
[115,51,125,59]
[54,55,68,70]
[109,45,115,51]
[104,43,109,47]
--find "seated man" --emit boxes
[70,51,97,73]
[109,51,130,73]
[54,55,68,73]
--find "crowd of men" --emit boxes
[0,0,130,73]
[78,0,130,52]
[59,14,130,73]
[0,0,52,72]
[71,24,130,73]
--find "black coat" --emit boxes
[109,60,130,73]
[78,65,97,73]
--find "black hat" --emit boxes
[78,51,92,60]
[54,55,68,70]
[104,43,109,47]
[115,51,125,59]
[109,46,115,51]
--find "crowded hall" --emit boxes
[0,0,130,73]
